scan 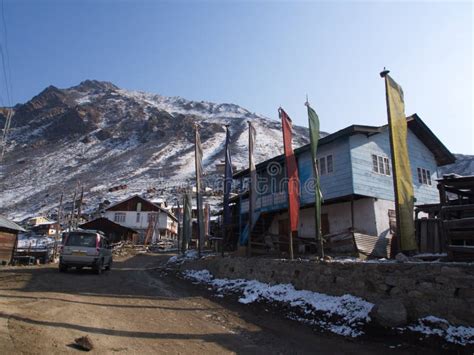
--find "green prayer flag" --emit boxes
[182,191,193,251]
[307,104,324,257]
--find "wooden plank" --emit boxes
[448,231,474,240]
[441,204,474,212]
[448,245,474,253]
[420,221,428,252]
[444,218,474,230]
[0,231,16,263]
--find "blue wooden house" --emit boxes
[231,114,455,253]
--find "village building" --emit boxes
[231,114,455,255]
[0,215,25,264]
[103,195,178,241]
[27,216,54,227]
[79,217,138,243]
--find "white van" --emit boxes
[59,230,113,274]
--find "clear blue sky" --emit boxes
[2,0,473,154]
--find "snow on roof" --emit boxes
[0,215,25,232]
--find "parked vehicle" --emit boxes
[59,230,112,274]
[14,233,57,264]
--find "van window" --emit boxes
[66,233,97,247]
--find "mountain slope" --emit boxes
[439,154,474,177]
[0,80,311,219]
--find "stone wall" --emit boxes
[179,257,474,326]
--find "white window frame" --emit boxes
[417,167,432,186]
[372,154,391,176]
[317,154,333,175]
[114,212,126,223]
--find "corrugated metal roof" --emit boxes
[354,232,391,258]
[0,215,25,232]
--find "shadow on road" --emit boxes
[0,254,174,299]
[0,253,447,354]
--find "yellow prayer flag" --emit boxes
[385,74,417,251]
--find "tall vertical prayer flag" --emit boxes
[381,70,417,252]
[194,125,205,256]
[306,103,324,257]
[223,126,233,226]
[248,121,257,253]
[279,108,300,232]
[280,108,300,260]
[182,191,192,252]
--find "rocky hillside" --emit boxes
[0,80,311,219]
[439,154,474,177]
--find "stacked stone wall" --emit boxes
[180,257,474,326]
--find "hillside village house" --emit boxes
[232,114,455,254]
[27,216,54,227]
[103,195,178,242]
[25,217,60,237]
[0,215,25,264]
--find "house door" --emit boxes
[278,219,289,237]
[321,213,330,235]
[278,218,290,253]
[388,209,396,234]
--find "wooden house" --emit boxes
[79,217,138,243]
[231,114,455,256]
[103,195,178,241]
[27,216,54,227]
[0,215,25,264]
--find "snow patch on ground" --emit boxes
[405,316,474,346]
[182,269,373,337]
[167,250,200,264]
[180,269,474,345]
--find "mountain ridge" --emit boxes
[0,80,311,219]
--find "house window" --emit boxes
[372,154,390,176]
[417,168,432,186]
[136,212,141,223]
[114,213,125,223]
[317,154,333,175]
[383,157,390,175]
[320,156,326,175]
[326,155,333,173]
[372,155,379,172]
[148,213,158,222]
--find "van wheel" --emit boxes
[59,264,68,272]
[94,260,103,275]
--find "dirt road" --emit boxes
[0,253,443,354]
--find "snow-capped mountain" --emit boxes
[0,80,311,219]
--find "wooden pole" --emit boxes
[380,69,402,255]
[54,193,63,260]
[76,185,84,229]
[176,198,181,254]
[288,229,294,260]
[69,188,77,231]
[350,195,355,230]
[57,193,63,239]
[247,122,253,257]
[181,194,186,254]
[195,125,202,258]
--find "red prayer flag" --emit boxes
[279,108,300,232]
